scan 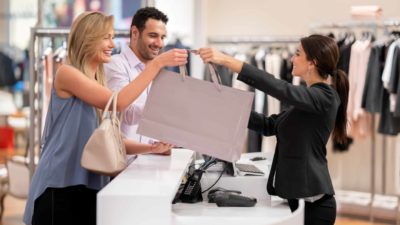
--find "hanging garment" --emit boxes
[391,46,400,116]
[337,34,355,74]
[254,48,267,115]
[0,52,17,87]
[381,40,400,88]
[261,53,282,153]
[265,53,282,116]
[357,40,397,146]
[381,40,400,114]
[232,53,251,91]
[247,54,263,153]
[361,42,387,113]
[203,63,233,87]
[378,87,400,135]
[347,39,373,138]
[40,47,54,136]
[164,39,191,75]
[279,53,294,112]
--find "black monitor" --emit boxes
[201,154,235,176]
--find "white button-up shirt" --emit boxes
[104,44,152,143]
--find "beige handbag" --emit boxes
[81,92,127,176]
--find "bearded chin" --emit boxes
[147,51,159,60]
[144,53,155,61]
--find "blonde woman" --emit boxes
[24,12,187,225]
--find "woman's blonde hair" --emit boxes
[67,11,114,87]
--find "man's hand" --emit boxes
[154,48,188,68]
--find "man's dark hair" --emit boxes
[130,7,168,33]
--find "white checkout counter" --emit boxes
[97,149,304,225]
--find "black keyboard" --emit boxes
[235,163,264,175]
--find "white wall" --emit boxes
[155,0,194,46]
[204,0,400,37]
[0,0,37,49]
[9,0,37,49]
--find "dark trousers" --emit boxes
[288,195,336,225]
[32,185,97,225]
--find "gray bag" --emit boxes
[137,65,254,162]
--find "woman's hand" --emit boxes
[151,141,174,154]
[153,48,188,69]
[197,48,244,73]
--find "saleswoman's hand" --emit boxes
[197,48,226,65]
[197,48,243,73]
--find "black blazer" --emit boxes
[238,63,340,199]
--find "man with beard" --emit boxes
[105,7,172,154]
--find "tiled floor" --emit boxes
[1,195,25,225]
[336,217,393,225]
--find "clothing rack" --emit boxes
[310,19,400,224]
[27,27,130,181]
[384,19,400,27]
[207,36,302,45]
[310,20,400,37]
[309,21,386,30]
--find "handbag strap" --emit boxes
[112,90,118,119]
[102,91,125,137]
[101,91,119,120]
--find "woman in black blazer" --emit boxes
[198,35,349,225]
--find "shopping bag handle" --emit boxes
[179,65,187,81]
[208,63,222,91]
[178,64,222,91]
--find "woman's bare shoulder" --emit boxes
[56,64,81,76]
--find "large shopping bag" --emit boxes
[137,65,254,162]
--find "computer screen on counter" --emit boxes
[202,155,264,176]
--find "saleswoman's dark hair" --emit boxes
[301,34,349,144]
